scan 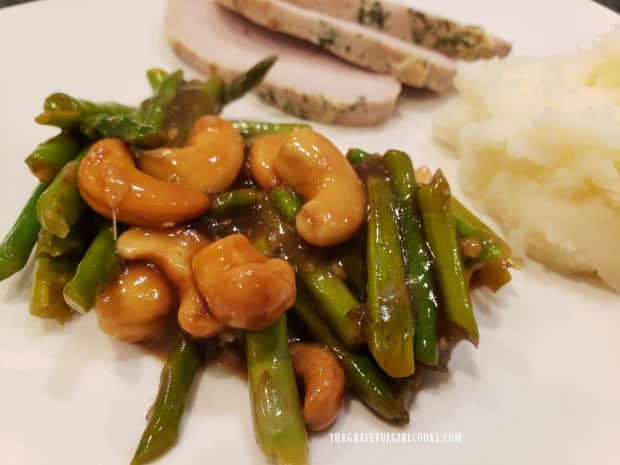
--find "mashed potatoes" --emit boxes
[434,28,620,292]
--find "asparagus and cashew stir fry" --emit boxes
[0,58,516,465]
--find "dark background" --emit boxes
[0,0,619,12]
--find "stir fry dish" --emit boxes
[0,58,515,465]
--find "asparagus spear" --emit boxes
[25,133,81,182]
[472,260,513,293]
[418,170,479,346]
[36,212,100,259]
[267,189,363,346]
[140,70,184,129]
[246,315,308,465]
[36,228,87,259]
[63,225,120,313]
[79,113,166,149]
[131,336,201,465]
[452,198,515,291]
[298,268,363,346]
[35,92,135,130]
[230,120,310,138]
[452,198,513,262]
[0,183,47,281]
[36,149,88,239]
[30,254,75,323]
[35,92,164,148]
[223,56,277,104]
[160,76,226,146]
[146,68,170,92]
[384,150,439,366]
[145,59,273,146]
[455,215,503,263]
[209,188,261,219]
[292,288,409,424]
[334,236,367,301]
[346,148,377,165]
[366,176,415,378]
[268,186,303,223]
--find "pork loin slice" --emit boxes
[215,0,456,92]
[283,0,511,61]
[166,0,401,126]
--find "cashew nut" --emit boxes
[290,343,345,431]
[249,133,287,189]
[116,226,224,338]
[95,262,176,343]
[275,129,366,246]
[138,116,245,194]
[192,234,296,330]
[78,138,210,228]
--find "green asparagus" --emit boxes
[292,288,408,424]
[79,113,166,149]
[36,228,87,259]
[36,212,100,259]
[35,92,135,130]
[152,58,275,146]
[452,198,513,262]
[334,236,367,300]
[0,183,47,281]
[36,149,88,238]
[223,56,277,104]
[209,188,261,219]
[298,268,363,346]
[162,77,226,146]
[267,190,363,346]
[268,186,303,223]
[366,176,415,378]
[231,120,310,138]
[384,150,439,366]
[140,70,184,129]
[200,76,226,113]
[346,148,377,165]
[452,198,515,291]
[418,170,479,346]
[131,336,201,465]
[30,254,75,323]
[146,68,170,92]
[455,216,503,263]
[246,315,308,465]
[25,133,81,182]
[63,225,120,313]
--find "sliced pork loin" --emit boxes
[166,0,401,126]
[283,0,511,61]
[215,0,456,92]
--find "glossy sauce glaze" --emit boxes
[95,261,176,343]
[116,226,224,338]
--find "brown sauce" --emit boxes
[207,343,247,380]
[353,157,388,182]
[140,331,180,362]
[163,81,221,146]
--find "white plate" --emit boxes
[1,1,619,464]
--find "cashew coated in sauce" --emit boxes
[138,116,245,194]
[290,342,345,431]
[192,234,296,330]
[275,129,366,246]
[95,262,176,343]
[248,133,287,189]
[116,226,223,338]
[77,138,210,228]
